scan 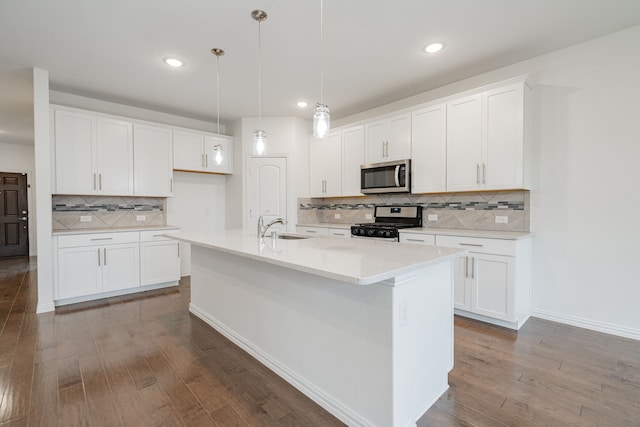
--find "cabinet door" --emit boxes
[364,120,387,163]
[324,132,342,196]
[483,83,524,190]
[309,136,327,197]
[57,246,101,299]
[173,130,205,172]
[446,94,482,192]
[98,118,134,195]
[412,104,446,193]
[140,241,180,285]
[387,114,411,161]
[342,126,364,196]
[54,109,97,195]
[452,255,471,311]
[472,253,514,321]
[102,243,140,292]
[134,124,173,196]
[204,136,233,174]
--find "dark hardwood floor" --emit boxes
[1,257,639,426]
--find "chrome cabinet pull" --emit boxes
[99,173,102,190]
[103,248,107,266]
[464,256,468,278]
[482,163,486,184]
[97,248,101,266]
[93,173,97,190]
[459,242,483,247]
[476,164,480,184]
[91,237,113,241]
[406,238,424,242]
[201,153,205,167]
[471,257,475,279]
[205,154,209,168]
[306,230,317,234]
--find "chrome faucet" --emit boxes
[258,216,287,238]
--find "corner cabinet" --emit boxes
[364,113,411,163]
[133,123,173,196]
[173,130,233,174]
[446,78,532,192]
[53,109,134,195]
[435,234,532,330]
[309,132,342,197]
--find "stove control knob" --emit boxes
[385,231,392,238]
[377,230,385,237]
[351,228,359,236]
[367,229,376,236]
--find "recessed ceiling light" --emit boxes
[424,43,444,54]
[163,57,184,67]
[296,101,309,108]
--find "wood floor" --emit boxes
[1,257,639,426]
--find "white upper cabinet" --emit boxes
[341,125,365,197]
[364,113,411,163]
[133,123,173,197]
[446,78,532,192]
[411,103,447,193]
[446,94,484,192]
[54,109,133,195]
[173,130,233,174]
[309,131,342,197]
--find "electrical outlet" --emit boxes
[365,213,373,220]
[427,214,438,221]
[80,215,92,222]
[136,215,146,221]
[334,213,341,219]
[495,215,509,224]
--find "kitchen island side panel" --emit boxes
[189,245,452,427]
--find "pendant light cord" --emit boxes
[320,0,324,105]
[258,19,262,128]
[216,54,221,134]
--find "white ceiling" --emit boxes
[1,0,640,145]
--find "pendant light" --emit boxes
[313,0,330,138]
[252,9,268,156]
[211,47,225,165]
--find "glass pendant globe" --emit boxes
[313,104,330,138]
[253,129,267,156]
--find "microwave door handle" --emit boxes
[394,165,400,187]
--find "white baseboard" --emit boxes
[36,301,55,314]
[189,303,374,427]
[532,309,640,341]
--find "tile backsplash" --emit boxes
[298,191,530,232]
[52,195,166,230]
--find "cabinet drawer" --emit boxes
[399,232,435,246]
[58,231,139,248]
[140,229,178,242]
[435,235,516,256]
[328,228,350,238]
[296,226,329,236]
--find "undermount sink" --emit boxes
[276,234,309,240]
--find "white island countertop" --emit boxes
[169,229,465,285]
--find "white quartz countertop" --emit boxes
[52,225,180,236]
[297,223,532,240]
[169,229,465,285]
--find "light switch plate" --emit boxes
[334,213,341,219]
[495,215,509,224]
[80,215,92,222]
[136,215,146,221]
[427,214,438,221]
[365,213,373,220]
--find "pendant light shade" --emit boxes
[312,0,330,138]
[211,48,225,165]
[252,9,268,156]
[313,103,330,138]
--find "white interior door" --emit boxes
[248,157,287,234]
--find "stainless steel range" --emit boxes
[351,205,423,241]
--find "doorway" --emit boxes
[248,157,287,232]
[0,172,29,258]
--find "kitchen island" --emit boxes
[169,230,464,427]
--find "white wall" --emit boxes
[336,25,640,339]
[226,116,311,232]
[0,142,37,256]
[166,172,227,275]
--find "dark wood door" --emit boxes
[0,172,29,258]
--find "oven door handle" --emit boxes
[394,165,400,187]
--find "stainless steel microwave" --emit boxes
[360,159,411,194]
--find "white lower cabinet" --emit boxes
[399,232,436,246]
[435,234,531,330]
[55,229,179,304]
[140,231,180,285]
[296,226,330,236]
